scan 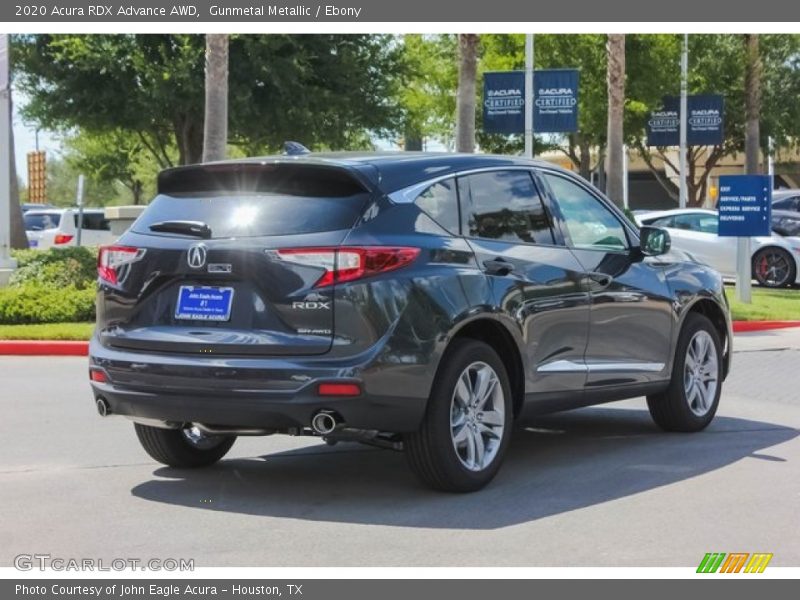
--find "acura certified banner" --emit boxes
[533,69,579,133]
[483,69,579,135]
[646,94,725,146]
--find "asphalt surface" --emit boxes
[1,329,799,567]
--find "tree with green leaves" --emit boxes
[13,34,405,166]
[399,34,457,150]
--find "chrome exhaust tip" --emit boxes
[96,397,110,417]
[311,411,339,435]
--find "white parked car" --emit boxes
[636,208,800,288]
[24,208,117,249]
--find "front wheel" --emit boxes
[647,313,722,432]
[405,339,513,492]
[134,423,236,468]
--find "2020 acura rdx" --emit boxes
[89,152,732,492]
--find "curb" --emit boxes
[733,321,800,333]
[0,340,89,356]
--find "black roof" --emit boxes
[158,152,568,195]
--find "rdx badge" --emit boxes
[292,301,331,310]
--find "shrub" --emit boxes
[10,247,98,290]
[0,285,96,324]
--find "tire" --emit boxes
[752,247,796,288]
[134,423,236,468]
[647,313,723,432]
[405,338,513,492]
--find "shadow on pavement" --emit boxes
[131,407,798,530]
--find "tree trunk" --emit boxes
[597,145,606,192]
[605,34,626,207]
[202,34,229,163]
[578,135,592,181]
[404,123,423,151]
[744,34,761,175]
[8,96,27,249]
[455,34,479,153]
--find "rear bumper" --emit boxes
[88,337,429,432]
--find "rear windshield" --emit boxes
[24,213,62,231]
[133,192,371,238]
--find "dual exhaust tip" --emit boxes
[96,397,111,417]
[311,410,341,435]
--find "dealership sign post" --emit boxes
[718,175,772,303]
[483,68,579,139]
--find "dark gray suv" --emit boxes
[89,152,732,492]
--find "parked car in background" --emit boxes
[636,208,800,288]
[21,202,55,213]
[772,189,800,214]
[24,208,116,249]
[772,209,800,237]
[89,153,732,492]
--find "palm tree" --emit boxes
[202,34,229,163]
[744,34,761,175]
[455,34,479,153]
[605,34,626,208]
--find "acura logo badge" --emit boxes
[187,244,207,269]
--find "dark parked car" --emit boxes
[89,152,732,492]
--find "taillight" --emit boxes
[97,245,145,285]
[276,246,420,288]
[54,234,74,245]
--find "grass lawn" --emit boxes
[726,286,800,321]
[0,322,94,340]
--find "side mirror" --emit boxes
[638,226,671,257]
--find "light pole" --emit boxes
[0,34,17,285]
[524,34,534,159]
[679,33,688,209]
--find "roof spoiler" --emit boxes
[156,161,369,197]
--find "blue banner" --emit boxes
[646,94,725,146]
[483,71,526,135]
[533,69,579,133]
[718,175,772,237]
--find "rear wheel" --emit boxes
[752,247,795,288]
[405,339,513,492]
[134,423,236,468]
[647,313,722,432]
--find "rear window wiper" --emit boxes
[149,220,212,238]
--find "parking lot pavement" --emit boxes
[1,335,799,568]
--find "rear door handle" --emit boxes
[482,257,515,276]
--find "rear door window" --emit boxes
[24,213,61,231]
[457,170,554,245]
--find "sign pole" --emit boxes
[0,34,16,284]
[75,174,85,247]
[678,33,688,209]
[524,34,534,159]
[735,237,752,303]
[623,144,629,209]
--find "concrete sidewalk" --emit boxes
[734,326,800,353]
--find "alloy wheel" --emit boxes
[449,361,506,471]
[683,330,719,417]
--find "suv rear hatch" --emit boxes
[97,162,374,356]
